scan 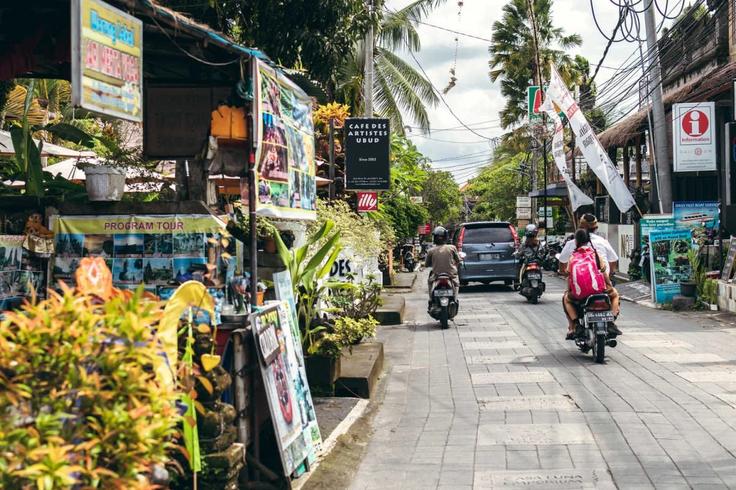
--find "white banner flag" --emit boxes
[539,98,594,211]
[545,65,636,213]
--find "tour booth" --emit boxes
[0,0,322,486]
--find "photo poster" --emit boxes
[673,201,720,247]
[0,235,43,312]
[254,60,317,220]
[52,215,228,320]
[639,214,674,248]
[273,271,323,465]
[251,303,311,476]
[648,228,693,304]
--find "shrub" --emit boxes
[310,316,378,358]
[0,286,179,488]
[326,274,382,319]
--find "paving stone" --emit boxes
[621,339,692,348]
[471,371,555,385]
[462,340,528,350]
[478,395,577,411]
[646,353,726,363]
[675,371,736,383]
[477,424,595,446]
[474,469,611,489]
[458,330,518,338]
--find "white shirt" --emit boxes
[559,233,618,272]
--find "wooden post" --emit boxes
[623,143,631,188]
[635,134,643,189]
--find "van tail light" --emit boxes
[509,225,519,247]
[588,299,611,311]
[457,227,465,251]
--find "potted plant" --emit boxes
[701,278,718,310]
[681,249,700,298]
[80,127,147,201]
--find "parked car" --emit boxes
[453,221,519,286]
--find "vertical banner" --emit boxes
[72,0,143,121]
[539,100,594,211]
[344,118,391,190]
[254,60,317,220]
[648,228,693,304]
[251,303,312,475]
[672,102,716,172]
[545,65,636,213]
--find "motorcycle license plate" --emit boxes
[479,253,500,260]
[434,289,454,297]
[586,311,614,322]
[527,272,542,279]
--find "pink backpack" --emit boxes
[568,247,606,300]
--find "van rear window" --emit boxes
[463,226,513,244]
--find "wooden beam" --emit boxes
[623,143,631,188]
[635,134,643,189]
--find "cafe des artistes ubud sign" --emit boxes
[72,0,143,122]
[344,118,390,190]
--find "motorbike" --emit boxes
[403,245,416,272]
[519,256,545,304]
[428,273,459,329]
[573,294,618,363]
[542,238,563,271]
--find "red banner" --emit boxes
[417,224,431,235]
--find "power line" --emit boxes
[381,7,494,43]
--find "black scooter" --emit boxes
[428,273,459,329]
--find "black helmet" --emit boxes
[432,226,448,238]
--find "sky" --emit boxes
[386,0,672,185]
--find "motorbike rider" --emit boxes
[516,224,542,284]
[558,214,621,338]
[425,226,461,306]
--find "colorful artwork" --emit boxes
[649,228,693,304]
[0,236,43,312]
[254,60,316,220]
[673,201,720,247]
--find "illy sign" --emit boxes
[357,192,378,212]
[673,102,716,172]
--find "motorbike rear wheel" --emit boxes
[594,333,606,363]
[440,306,449,329]
[528,295,539,304]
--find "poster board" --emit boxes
[344,117,391,190]
[722,237,736,282]
[0,236,44,311]
[254,60,316,220]
[649,228,693,304]
[639,214,674,248]
[71,0,143,122]
[251,302,313,476]
[673,201,720,246]
[52,215,227,318]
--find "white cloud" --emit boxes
[386,0,659,184]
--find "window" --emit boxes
[463,226,514,244]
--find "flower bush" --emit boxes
[0,286,179,488]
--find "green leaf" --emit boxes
[41,123,96,148]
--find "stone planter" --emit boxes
[680,281,697,298]
[305,354,341,387]
[84,165,126,201]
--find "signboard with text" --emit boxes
[672,102,716,172]
[345,118,390,190]
[649,228,693,304]
[72,0,143,121]
[357,192,378,212]
[639,214,674,247]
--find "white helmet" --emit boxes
[525,224,538,236]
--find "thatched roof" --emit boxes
[598,61,736,148]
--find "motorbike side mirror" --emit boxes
[459,251,467,260]
[555,253,561,260]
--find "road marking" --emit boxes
[462,340,527,350]
[466,354,538,365]
[477,423,595,445]
[676,371,736,383]
[646,353,725,363]
[472,370,554,385]
[478,395,577,411]
[474,469,610,489]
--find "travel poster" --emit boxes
[649,228,693,304]
[639,214,674,248]
[274,271,323,465]
[673,201,720,247]
[254,59,316,220]
[0,235,43,311]
[251,303,310,476]
[52,215,225,300]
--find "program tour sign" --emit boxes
[345,118,390,190]
[72,0,143,122]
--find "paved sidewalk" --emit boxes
[348,273,736,489]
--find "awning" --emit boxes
[598,61,736,148]
[528,182,569,199]
[0,131,96,158]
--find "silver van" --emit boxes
[453,221,519,286]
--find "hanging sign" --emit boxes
[254,60,317,220]
[673,102,716,172]
[71,0,143,122]
[516,208,532,220]
[418,224,431,235]
[357,191,378,212]
[516,196,532,208]
[344,118,391,190]
[545,65,636,213]
[528,86,545,121]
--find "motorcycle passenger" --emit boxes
[516,224,542,284]
[560,228,620,339]
[425,226,461,305]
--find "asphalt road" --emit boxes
[344,272,736,489]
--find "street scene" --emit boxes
[1,0,736,489]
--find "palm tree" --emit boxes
[489,0,582,128]
[335,0,445,134]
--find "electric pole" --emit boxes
[364,0,374,117]
[644,0,671,212]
